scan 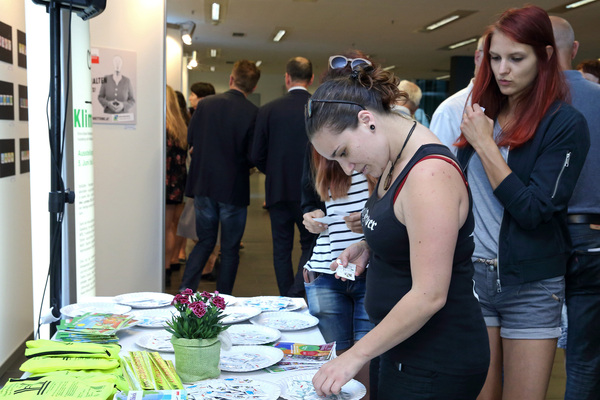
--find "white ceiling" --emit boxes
[166,0,600,79]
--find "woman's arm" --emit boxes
[312,159,468,396]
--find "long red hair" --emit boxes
[311,146,376,201]
[456,5,567,149]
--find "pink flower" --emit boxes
[190,301,207,318]
[172,293,190,305]
[211,296,226,310]
[201,291,213,299]
[181,289,194,296]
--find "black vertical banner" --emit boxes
[0,21,12,65]
[20,138,29,174]
[17,30,26,69]
[18,84,27,121]
[0,80,14,120]
[0,139,16,178]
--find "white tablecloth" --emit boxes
[81,295,326,385]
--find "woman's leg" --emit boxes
[165,204,178,274]
[477,327,502,400]
[502,338,557,400]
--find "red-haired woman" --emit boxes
[458,6,589,399]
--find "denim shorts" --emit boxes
[304,272,374,350]
[473,261,564,339]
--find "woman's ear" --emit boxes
[357,110,373,129]
[546,45,554,61]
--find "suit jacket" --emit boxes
[186,89,258,207]
[251,89,311,207]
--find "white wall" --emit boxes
[187,69,318,106]
[0,0,33,370]
[166,27,182,91]
[89,0,166,295]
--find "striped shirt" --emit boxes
[304,172,369,273]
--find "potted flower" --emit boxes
[165,289,228,383]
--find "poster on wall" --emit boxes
[0,21,12,65]
[0,80,14,120]
[90,47,136,124]
[20,138,29,174]
[72,17,96,299]
[0,139,15,178]
[18,84,27,121]
[17,30,26,69]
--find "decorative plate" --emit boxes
[185,377,281,400]
[219,345,284,372]
[60,302,132,318]
[221,306,262,324]
[114,292,174,309]
[134,331,173,352]
[250,312,319,331]
[278,371,366,400]
[227,324,281,345]
[219,293,237,306]
[237,296,303,312]
[126,307,176,328]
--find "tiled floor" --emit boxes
[1,173,567,398]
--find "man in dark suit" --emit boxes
[181,60,261,294]
[252,57,316,297]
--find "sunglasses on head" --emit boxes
[305,98,366,119]
[329,55,372,70]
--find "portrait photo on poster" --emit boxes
[90,47,137,125]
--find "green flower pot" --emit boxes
[170,336,221,383]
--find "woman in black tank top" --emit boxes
[303,59,490,399]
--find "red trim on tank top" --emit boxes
[393,155,468,203]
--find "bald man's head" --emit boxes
[550,16,579,70]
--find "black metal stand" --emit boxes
[48,0,65,337]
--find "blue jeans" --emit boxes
[179,196,247,294]
[564,223,600,400]
[304,273,373,350]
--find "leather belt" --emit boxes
[567,214,600,225]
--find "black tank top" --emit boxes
[363,144,489,374]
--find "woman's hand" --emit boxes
[330,241,370,278]
[344,212,363,233]
[303,209,327,234]
[460,103,495,151]
[312,350,369,397]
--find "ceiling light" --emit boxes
[419,10,476,32]
[180,21,196,45]
[205,0,228,25]
[427,15,459,31]
[211,3,220,21]
[273,29,286,42]
[255,60,262,67]
[566,0,597,8]
[382,65,396,71]
[436,75,450,80]
[548,0,597,13]
[210,66,215,72]
[210,49,218,58]
[187,51,198,69]
[448,37,478,50]
[439,36,479,51]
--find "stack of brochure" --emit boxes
[56,312,138,343]
[265,342,336,373]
